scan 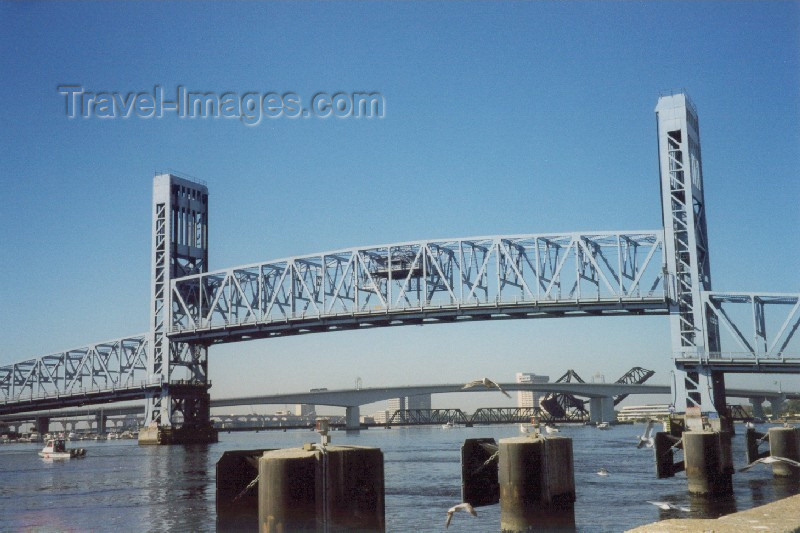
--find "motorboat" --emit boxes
[596,422,610,430]
[442,421,455,429]
[39,439,86,459]
[544,424,560,434]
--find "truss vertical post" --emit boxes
[656,93,724,416]
[141,173,216,444]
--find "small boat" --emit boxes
[442,422,455,429]
[68,432,77,440]
[597,422,610,430]
[745,422,755,429]
[544,424,560,434]
[39,439,86,459]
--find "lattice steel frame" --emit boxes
[700,292,800,360]
[0,334,150,403]
[145,173,211,429]
[169,231,667,342]
[657,93,725,414]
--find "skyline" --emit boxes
[1,1,798,413]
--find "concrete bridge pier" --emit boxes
[750,397,766,420]
[588,396,616,424]
[35,416,49,436]
[345,406,360,431]
[770,395,787,419]
[95,411,107,435]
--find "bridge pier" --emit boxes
[95,411,107,435]
[588,397,615,424]
[770,395,786,419]
[35,416,49,437]
[345,406,360,431]
[750,397,766,420]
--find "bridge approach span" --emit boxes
[168,231,668,344]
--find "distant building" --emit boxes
[294,404,315,417]
[515,372,549,409]
[371,410,391,424]
[388,397,406,412]
[407,394,432,410]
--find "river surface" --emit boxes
[2,423,799,532]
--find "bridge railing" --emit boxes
[0,334,152,404]
[169,231,667,336]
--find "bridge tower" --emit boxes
[140,173,217,444]
[656,93,724,417]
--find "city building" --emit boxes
[515,372,550,409]
[294,404,315,417]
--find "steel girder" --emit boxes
[169,231,667,343]
[0,334,152,406]
[696,292,800,362]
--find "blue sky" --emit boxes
[1,1,798,414]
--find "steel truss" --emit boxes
[470,407,565,424]
[169,231,667,342]
[697,292,800,363]
[0,334,152,405]
[386,409,470,425]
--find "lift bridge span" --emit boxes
[1,93,799,443]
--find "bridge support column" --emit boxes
[588,397,615,424]
[35,416,49,437]
[750,397,766,420]
[499,436,575,531]
[96,411,107,435]
[345,406,360,431]
[141,174,216,445]
[769,395,786,420]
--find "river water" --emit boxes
[2,423,798,532]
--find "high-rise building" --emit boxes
[388,397,406,412]
[515,372,550,409]
[406,394,432,410]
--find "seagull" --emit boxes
[462,378,511,398]
[739,456,800,472]
[445,502,477,528]
[646,501,690,512]
[637,420,655,449]
[597,468,609,476]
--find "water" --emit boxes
[2,424,798,532]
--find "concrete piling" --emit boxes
[258,445,384,533]
[768,427,800,478]
[683,431,732,496]
[498,436,576,532]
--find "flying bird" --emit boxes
[445,502,477,528]
[739,456,800,472]
[637,420,655,449]
[647,501,690,512]
[462,378,511,398]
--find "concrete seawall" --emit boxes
[627,494,800,533]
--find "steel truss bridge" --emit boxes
[1,93,799,439]
[167,231,669,343]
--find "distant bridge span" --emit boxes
[212,383,796,409]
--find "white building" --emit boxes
[294,404,315,417]
[515,372,550,409]
[389,394,432,412]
